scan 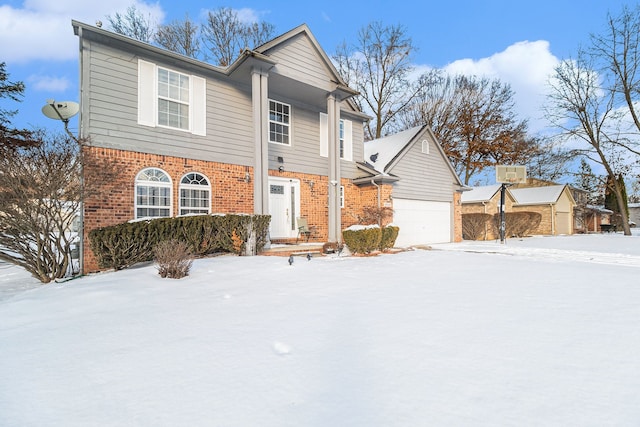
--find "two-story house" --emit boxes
[72,20,464,273]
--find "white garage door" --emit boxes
[392,198,452,247]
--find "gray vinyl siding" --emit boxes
[264,34,335,92]
[80,27,364,179]
[265,101,364,179]
[83,41,254,166]
[389,139,455,202]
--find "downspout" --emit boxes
[77,26,85,276]
[482,201,488,239]
[550,204,555,235]
[371,179,381,226]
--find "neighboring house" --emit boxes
[461,183,576,238]
[582,205,614,232]
[510,185,576,235]
[629,203,640,227]
[362,126,467,247]
[460,184,517,240]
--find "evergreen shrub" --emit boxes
[342,225,382,254]
[379,225,400,250]
[89,214,271,270]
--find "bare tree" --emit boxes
[107,5,155,43]
[591,5,640,148]
[525,137,573,183]
[155,14,200,58]
[546,53,632,235]
[333,22,420,140]
[0,62,34,152]
[399,71,539,184]
[0,132,83,282]
[201,7,275,67]
[0,131,121,282]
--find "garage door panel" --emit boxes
[393,199,451,246]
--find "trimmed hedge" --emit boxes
[89,214,271,271]
[462,213,493,240]
[343,224,400,254]
[380,225,400,251]
[494,211,542,238]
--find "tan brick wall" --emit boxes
[512,205,553,235]
[453,192,463,242]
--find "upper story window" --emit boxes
[179,172,211,215]
[138,59,206,136]
[135,168,172,219]
[157,68,190,130]
[320,113,353,161]
[269,100,290,145]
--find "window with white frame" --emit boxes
[135,168,172,219]
[269,100,290,145]
[158,67,190,130]
[179,172,211,215]
[340,185,345,208]
[421,139,430,154]
[319,113,352,161]
[138,59,206,136]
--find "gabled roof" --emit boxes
[510,185,571,205]
[253,23,357,97]
[363,125,465,188]
[364,126,423,172]
[461,184,504,203]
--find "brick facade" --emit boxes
[82,147,398,272]
[82,146,254,273]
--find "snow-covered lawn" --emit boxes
[1,232,640,426]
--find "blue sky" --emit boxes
[0,0,632,136]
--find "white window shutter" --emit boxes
[319,113,328,157]
[343,119,353,161]
[191,75,206,136]
[138,59,156,127]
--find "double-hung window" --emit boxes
[138,59,206,136]
[179,172,211,215]
[269,100,291,145]
[157,68,189,130]
[135,168,172,219]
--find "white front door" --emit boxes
[268,178,300,239]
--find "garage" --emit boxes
[392,198,452,247]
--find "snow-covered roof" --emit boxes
[510,185,566,205]
[364,126,423,172]
[460,184,503,203]
[585,205,613,214]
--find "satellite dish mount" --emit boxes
[42,100,79,140]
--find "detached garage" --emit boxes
[361,125,466,247]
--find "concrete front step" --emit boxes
[261,244,324,257]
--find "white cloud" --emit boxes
[28,74,71,92]
[439,40,560,134]
[0,1,165,64]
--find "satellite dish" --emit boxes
[42,101,79,121]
